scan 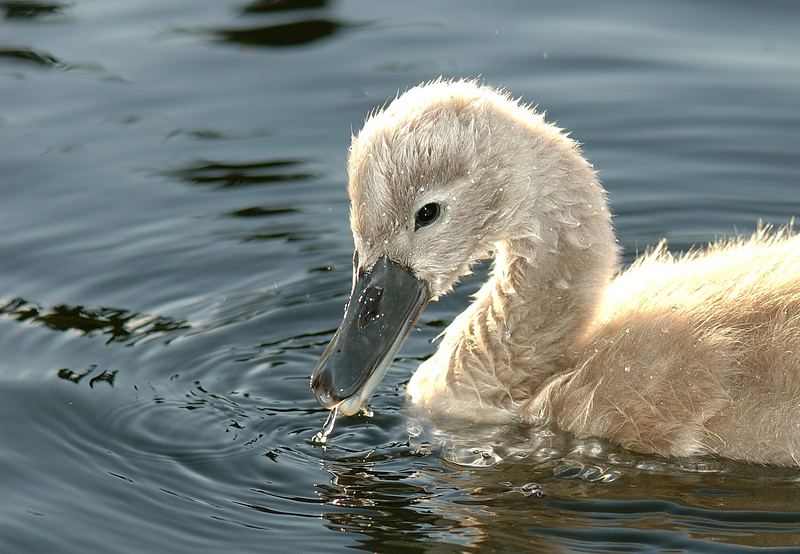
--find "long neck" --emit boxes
[435,153,619,410]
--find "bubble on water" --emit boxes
[519,482,545,497]
[608,452,636,467]
[635,460,672,473]
[529,446,554,459]
[406,424,423,437]
[554,462,583,479]
[570,440,604,458]
[442,444,502,467]
[555,461,621,483]
[678,460,726,473]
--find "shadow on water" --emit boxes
[163,159,316,190]
[1,0,67,20]
[239,0,329,15]
[0,297,190,345]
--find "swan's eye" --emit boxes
[414,203,441,230]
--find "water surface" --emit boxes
[2,1,800,551]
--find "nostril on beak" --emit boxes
[358,285,384,330]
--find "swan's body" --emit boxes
[311,79,800,466]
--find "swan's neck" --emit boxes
[412,158,618,412]
[486,233,614,391]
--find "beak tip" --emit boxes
[310,366,338,408]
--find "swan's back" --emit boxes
[536,228,800,465]
[601,227,800,325]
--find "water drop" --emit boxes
[312,406,339,445]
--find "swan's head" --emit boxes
[311,79,588,415]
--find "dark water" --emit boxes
[2,1,800,551]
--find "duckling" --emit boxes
[311,79,800,466]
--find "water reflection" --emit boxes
[0,297,190,344]
[1,0,66,20]
[165,159,316,189]
[239,0,328,15]
[209,0,346,49]
[316,453,471,550]
[0,46,61,67]
[57,365,118,388]
[305,417,800,550]
[225,206,298,218]
[315,445,800,551]
[209,18,346,48]
[0,45,111,77]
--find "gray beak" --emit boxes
[310,256,429,416]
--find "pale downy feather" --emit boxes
[345,79,800,466]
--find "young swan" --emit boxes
[311,79,800,466]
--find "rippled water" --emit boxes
[2,1,800,551]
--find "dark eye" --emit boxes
[414,202,441,230]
